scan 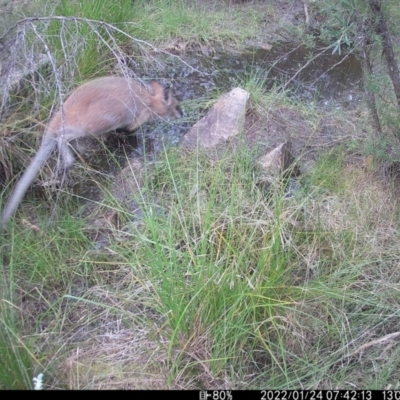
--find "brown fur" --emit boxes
[1,76,182,231]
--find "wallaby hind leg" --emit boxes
[58,139,76,169]
[41,140,76,187]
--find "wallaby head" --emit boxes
[149,81,183,120]
[0,76,182,232]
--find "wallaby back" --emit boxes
[0,76,182,231]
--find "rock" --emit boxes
[254,141,293,191]
[258,43,273,51]
[256,142,293,175]
[180,87,249,150]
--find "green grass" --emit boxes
[128,147,299,379]
[301,149,347,194]
[126,0,261,45]
[0,285,34,389]
[2,129,400,388]
[56,0,135,24]
[0,193,94,389]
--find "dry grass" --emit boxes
[58,327,172,390]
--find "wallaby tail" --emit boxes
[0,139,56,232]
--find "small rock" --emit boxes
[259,43,273,51]
[180,87,249,150]
[254,141,293,191]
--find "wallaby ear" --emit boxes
[163,87,173,105]
[149,81,164,97]
[149,81,173,105]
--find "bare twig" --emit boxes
[282,47,330,91]
[303,1,309,26]
[0,16,201,74]
[347,331,400,358]
[309,51,356,88]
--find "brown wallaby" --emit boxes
[0,76,182,231]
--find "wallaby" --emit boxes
[0,76,182,231]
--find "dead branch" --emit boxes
[0,15,199,119]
